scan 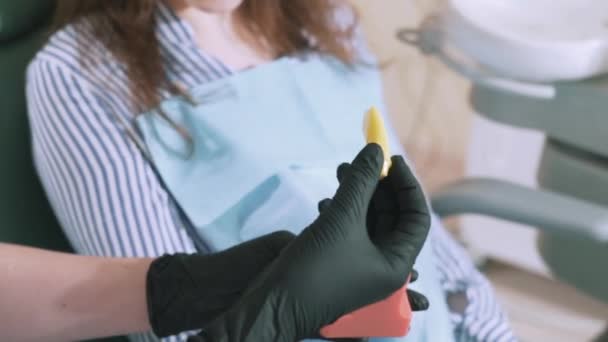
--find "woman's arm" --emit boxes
[26,56,197,341]
[0,243,152,342]
[0,230,295,342]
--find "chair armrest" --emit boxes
[431,178,608,242]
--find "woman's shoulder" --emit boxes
[28,20,118,86]
[26,21,129,121]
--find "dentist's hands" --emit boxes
[190,144,432,342]
[146,231,296,337]
[318,157,430,314]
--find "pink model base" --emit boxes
[320,283,412,338]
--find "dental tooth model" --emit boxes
[364,107,392,178]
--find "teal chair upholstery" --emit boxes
[0,0,71,251]
[1,1,128,341]
[431,80,608,304]
[430,78,608,340]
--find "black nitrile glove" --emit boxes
[189,143,431,342]
[146,231,296,337]
[318,160,430,313]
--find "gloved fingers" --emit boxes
[388,156,430,221]
[318,198,333,213]
[370,210,393,240]
[410,269,419,283]
[336,162,396,242]
[406,288,429,311]
[374,156,430,269]
[405,267,425,312]
[322,196,384,240]
[321,196,391,242]
[338,162,396,214]
[337,162,350,183]
[329,144,383,219]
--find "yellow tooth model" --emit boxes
[363,107,391,178]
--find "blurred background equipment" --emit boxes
[391,0,608,339]
[352,0,471,193]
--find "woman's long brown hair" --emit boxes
[52,0,359,112]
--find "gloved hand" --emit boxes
[189,144,431,342]
[146,231,296,337]
[317,161,430,313]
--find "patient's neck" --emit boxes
[167,0,273,71]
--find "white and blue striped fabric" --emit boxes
[25,4,516,342]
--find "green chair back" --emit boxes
[0,0,71,251]
[0,1,129,340]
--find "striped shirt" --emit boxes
[26,3,516,342]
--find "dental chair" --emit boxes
[0,1,127,341]
[430,81,608,302]
[399,0,608,339]
[0,0,69,251]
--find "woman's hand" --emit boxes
[190,144,432,342]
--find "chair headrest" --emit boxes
[0,0,54,42]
